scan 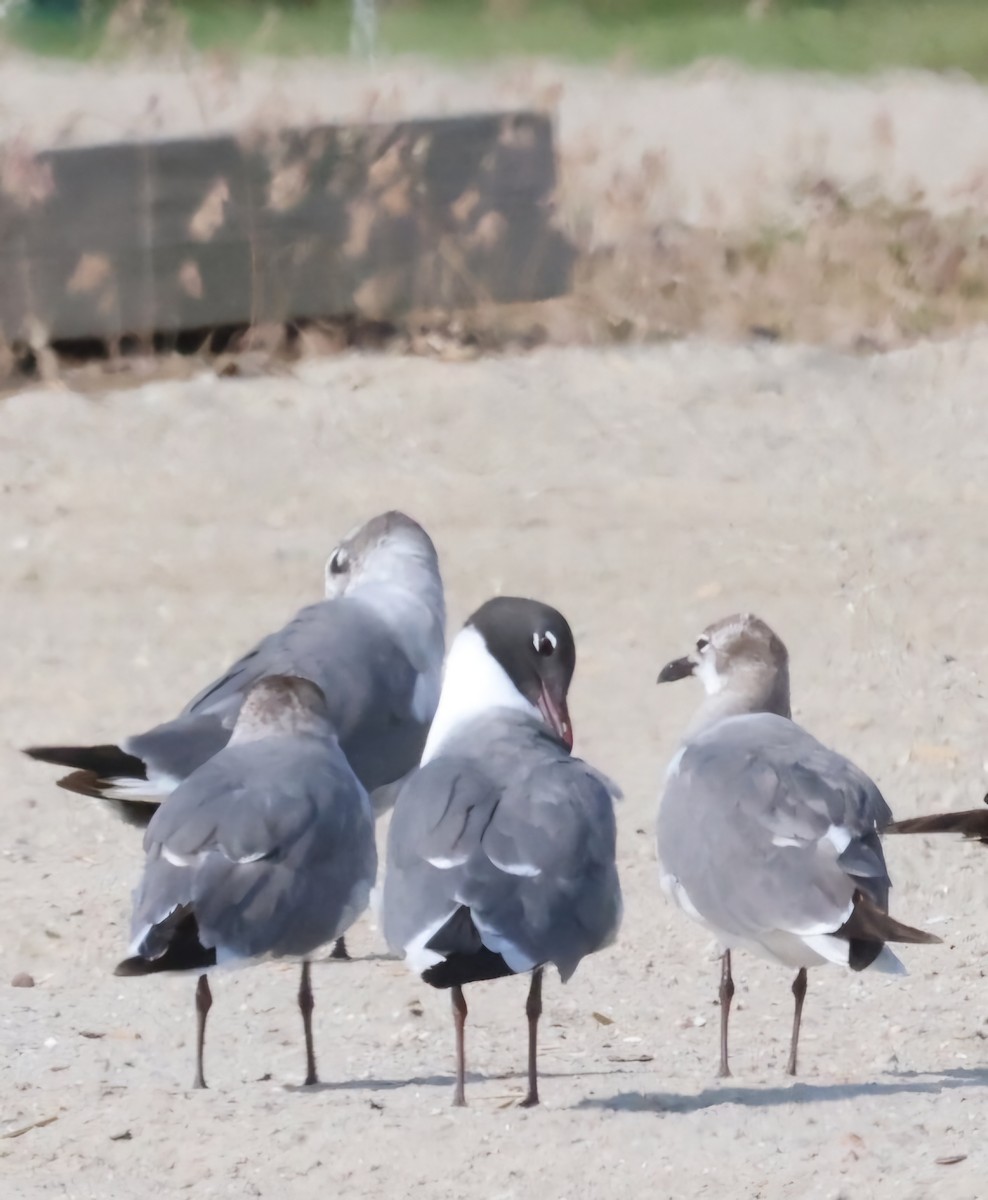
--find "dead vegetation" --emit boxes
[358,177,988,359]
[10,171,988,394]
[6,49,988,387]
[551,179,988,352]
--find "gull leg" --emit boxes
[718,950,735,1079]
[519,967,544,1108]
[451,985,468,1107]
[329,937,350,960]
[193,974,212,1090]
[298,960,318,1086]
[787,967,808,1077]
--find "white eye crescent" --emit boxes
[328,548,349,576]
[696,636,710,652]
[533,630,557,656]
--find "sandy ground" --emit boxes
[1,333,987,1198]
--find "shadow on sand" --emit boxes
[575,1066,988,1114]
[283,1066,630,1096]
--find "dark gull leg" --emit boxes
[718,950,735,1079]
[787,967,808,1077]
[451,985,468,1107]
[298,961,318,1086]
[329,937,350,961]
[519,967,544,1108]
[193,974,212,1090]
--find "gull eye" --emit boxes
[328,548,349,576]
[533,630,557,656]
[696,636,710,652]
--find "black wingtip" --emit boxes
[114,943,217,977]
[422,949,516,989]
[887,809,988,844]
[23,744,158,825]
[23,744,84,768]
[24,743,148,780]
[421,909,517,988]
[114,956,157,977]
[116,911,218,977]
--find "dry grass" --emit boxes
[396,178,988,359]
[6,49,988,386]
[555,184,988,351]
[24,187,988,393]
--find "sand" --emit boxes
[2,331,987,1199]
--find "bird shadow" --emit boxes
[283,1073,456,1095]
[577,1066,988,1114]
[283,1066,629,1096]
[315,952,397,966]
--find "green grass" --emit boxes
[8,0,988,77]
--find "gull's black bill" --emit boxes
[657,656,695,684]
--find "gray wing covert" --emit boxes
[658,716,893,941]
[464,756,622,980]
[161,597,428,795]
[381,757,499,957]
[125,710,232,786]
[117,607,339,788]
[135,739,375,962]
[183,599,416,726]
[383,728,622,981]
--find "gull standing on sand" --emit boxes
[382,597,622,1108]
[655,613,939,1077]
[26,510,445,959]
[116,675,376,1089]
[26,510,445,812]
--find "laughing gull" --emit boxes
[27,510,444,809]
[26,509,444,958]
[115,674,376,1089]
[381,597,622,1108]
[655,613,939,1077]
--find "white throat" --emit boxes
[694,654,725,696]
[421,626,538,763]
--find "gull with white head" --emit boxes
[24,509,445,962]
[656,612,938,1077]
[115,675,376,1089]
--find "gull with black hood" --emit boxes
[382,596,622,1108]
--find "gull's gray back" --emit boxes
[658,713,892,942]
[132,593,438,794]
[383,711,622,982]
[134,734,376,961]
